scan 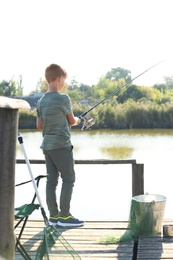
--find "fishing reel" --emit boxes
[79,116,96,130]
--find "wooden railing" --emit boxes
[16,159,144,197]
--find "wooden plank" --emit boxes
[15,220,133,259]
[137,237,173,259]
[14,219,173,259]
[16,159,137,164]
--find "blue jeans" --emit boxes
[43,146,75,217]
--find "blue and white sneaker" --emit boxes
[57,214,84,227]
[49,216,59,226]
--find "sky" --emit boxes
[0,0,173,95]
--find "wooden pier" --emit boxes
[15,219,173,260]
[14,159,173,259]
[16,159,144,197]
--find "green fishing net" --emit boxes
[99,194,166,244]
[35,226,81,259]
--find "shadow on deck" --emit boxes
[15,219,173,260]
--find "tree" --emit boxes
[153,83,168,94]
[16,75,24,96]
[105,67,132,83]
[163,76,173,89]
[29,78,48,95]
[39,79,48,93]
[117,85,163,103]
[79,83,93,99]
[68,79,80,90]
[67,88,83,101]
[117,85,140,103]
[0,80,19,97]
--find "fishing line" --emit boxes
[79,59,166,130]
[96,83,133,118]
[80,82,133,130]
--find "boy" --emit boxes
[36,64,84,227]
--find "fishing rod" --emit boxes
[79,59,165,130]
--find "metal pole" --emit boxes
[0,96,30,260]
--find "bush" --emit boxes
[18,101,173,130]
[18,109,37,129]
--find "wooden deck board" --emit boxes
[15,219,133,259]
[15,219,173,259]
[137,237,173,260]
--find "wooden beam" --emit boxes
[16,159,136,164]
[0,96,30,260]
[16,159,144,200]
[132,163,144,197]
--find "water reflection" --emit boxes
[17,128,173,160]
[102,146,133,159]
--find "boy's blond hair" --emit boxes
[45,64,67,83]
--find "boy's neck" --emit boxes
[48,83,59,92]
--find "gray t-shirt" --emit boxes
[36,92,72,150]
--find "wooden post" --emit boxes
[0,96,30,260]
[132,163,144,197]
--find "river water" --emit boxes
[15,129,173,221]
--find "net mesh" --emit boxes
[99,196,165,244]
[35,226,81,259]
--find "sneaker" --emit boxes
[57,214,84,227]
[49,216,59,226]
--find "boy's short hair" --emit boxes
[45,64,67,83]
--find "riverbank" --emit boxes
[18,99,173,129]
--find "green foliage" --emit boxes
[0,77,23,96]
[67,88,83,101]
[163,76,173,89]
[105,67,131,83]
[2,65,173,130]
[98,235,119,244]
[29,78,48,95]
[153,83,168,94]
[0,80,18,96]
[18,100,173,130]
[18,109,37,129]
[79,84,93,98]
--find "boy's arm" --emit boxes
[36,117,43,130]
[67,113,81,126]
